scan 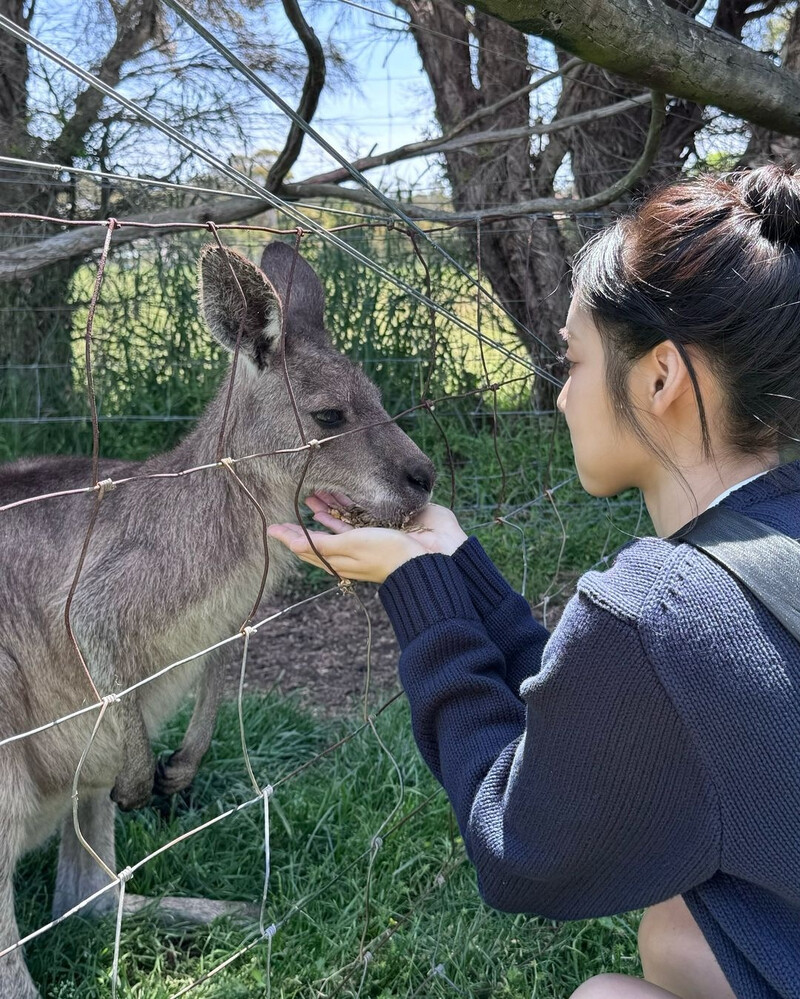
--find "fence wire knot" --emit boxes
[337,578,355,596]
[370,835,383,853]
[263,923,277,940]
[96,477,116,498]
[102,692,121,706]
[363,951,373,964]
[106,217,120,231]
[262,784,273,799]
[241,625,257,638]
[117,866,134,885]
[306,438,322,450]
[218,456,236,471]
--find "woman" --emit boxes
[268,164,800,998]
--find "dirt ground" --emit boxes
[221,584,404,716]
[222,581,569,717]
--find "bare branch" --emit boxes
[47,0,163,165]
[265,0,326,190]
[446,56,583,140]
[742,0,786,21]
[0,195,268,282]
[302,92,652,185]
[0,90,667,282]
[288,91,666,221]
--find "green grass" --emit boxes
[16,696,642,998]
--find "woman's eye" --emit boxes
[556,351,575,372]
[311,409,345,428]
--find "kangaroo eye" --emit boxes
[311,409,345,428]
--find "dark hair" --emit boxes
[572,163,800,463]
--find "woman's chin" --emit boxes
[575,467,629,499]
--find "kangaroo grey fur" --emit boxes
[0,242,435,998]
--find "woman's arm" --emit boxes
[268,508,719,915]
[450,536,551,695]
[381,553,720,919]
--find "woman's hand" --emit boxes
[267,491,469,584]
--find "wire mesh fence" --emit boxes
[0,0,661,991]
[0,209,648,998]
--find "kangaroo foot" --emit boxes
[123,894,259,926]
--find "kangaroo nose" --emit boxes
[407,464,434,495]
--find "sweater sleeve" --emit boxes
[451,536,550,695]
[380,554,721,920]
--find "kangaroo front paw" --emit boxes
[153,750,198,796]
[111,767,155,811]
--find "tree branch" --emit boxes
[265,0,326,191]
[446,56,583,140]
[302,92,652,185]
[46,0,163,165]
[742,0,786,21]
[288,91,666,221]
[0,92,664,281]
[0,195,269,282]
[470,0,800,136]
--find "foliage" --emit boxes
[0,227,529,461]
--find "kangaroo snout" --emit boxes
[406,461,435,496]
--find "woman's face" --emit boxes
[556,299,647,497]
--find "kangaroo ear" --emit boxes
[259,242,328,346]
[199,245,283,370]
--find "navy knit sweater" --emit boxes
[379,462,800,999]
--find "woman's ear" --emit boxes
[638,340,694,417]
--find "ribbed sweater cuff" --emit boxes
[451,536,518,618]
[379,553,481,649]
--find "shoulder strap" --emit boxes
[679,505,800,642]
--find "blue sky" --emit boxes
[26,0,442,195]
[283,0,442,190]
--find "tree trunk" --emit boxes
[394,0,571,408]
[0,0,164,423]
[740,8,800,168]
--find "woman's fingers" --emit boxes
[304,494,355,534]
[330,490,354,508]
[306,490,354,512]
[314,511,354,533]
[266,522,308,550]
[305,492,335,513]
[268,523,343,574]
[269,521,425,583]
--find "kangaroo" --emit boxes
[0,241,435,998]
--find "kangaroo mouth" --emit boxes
[327,504,419,531]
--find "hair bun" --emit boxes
[736,164,800,250]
